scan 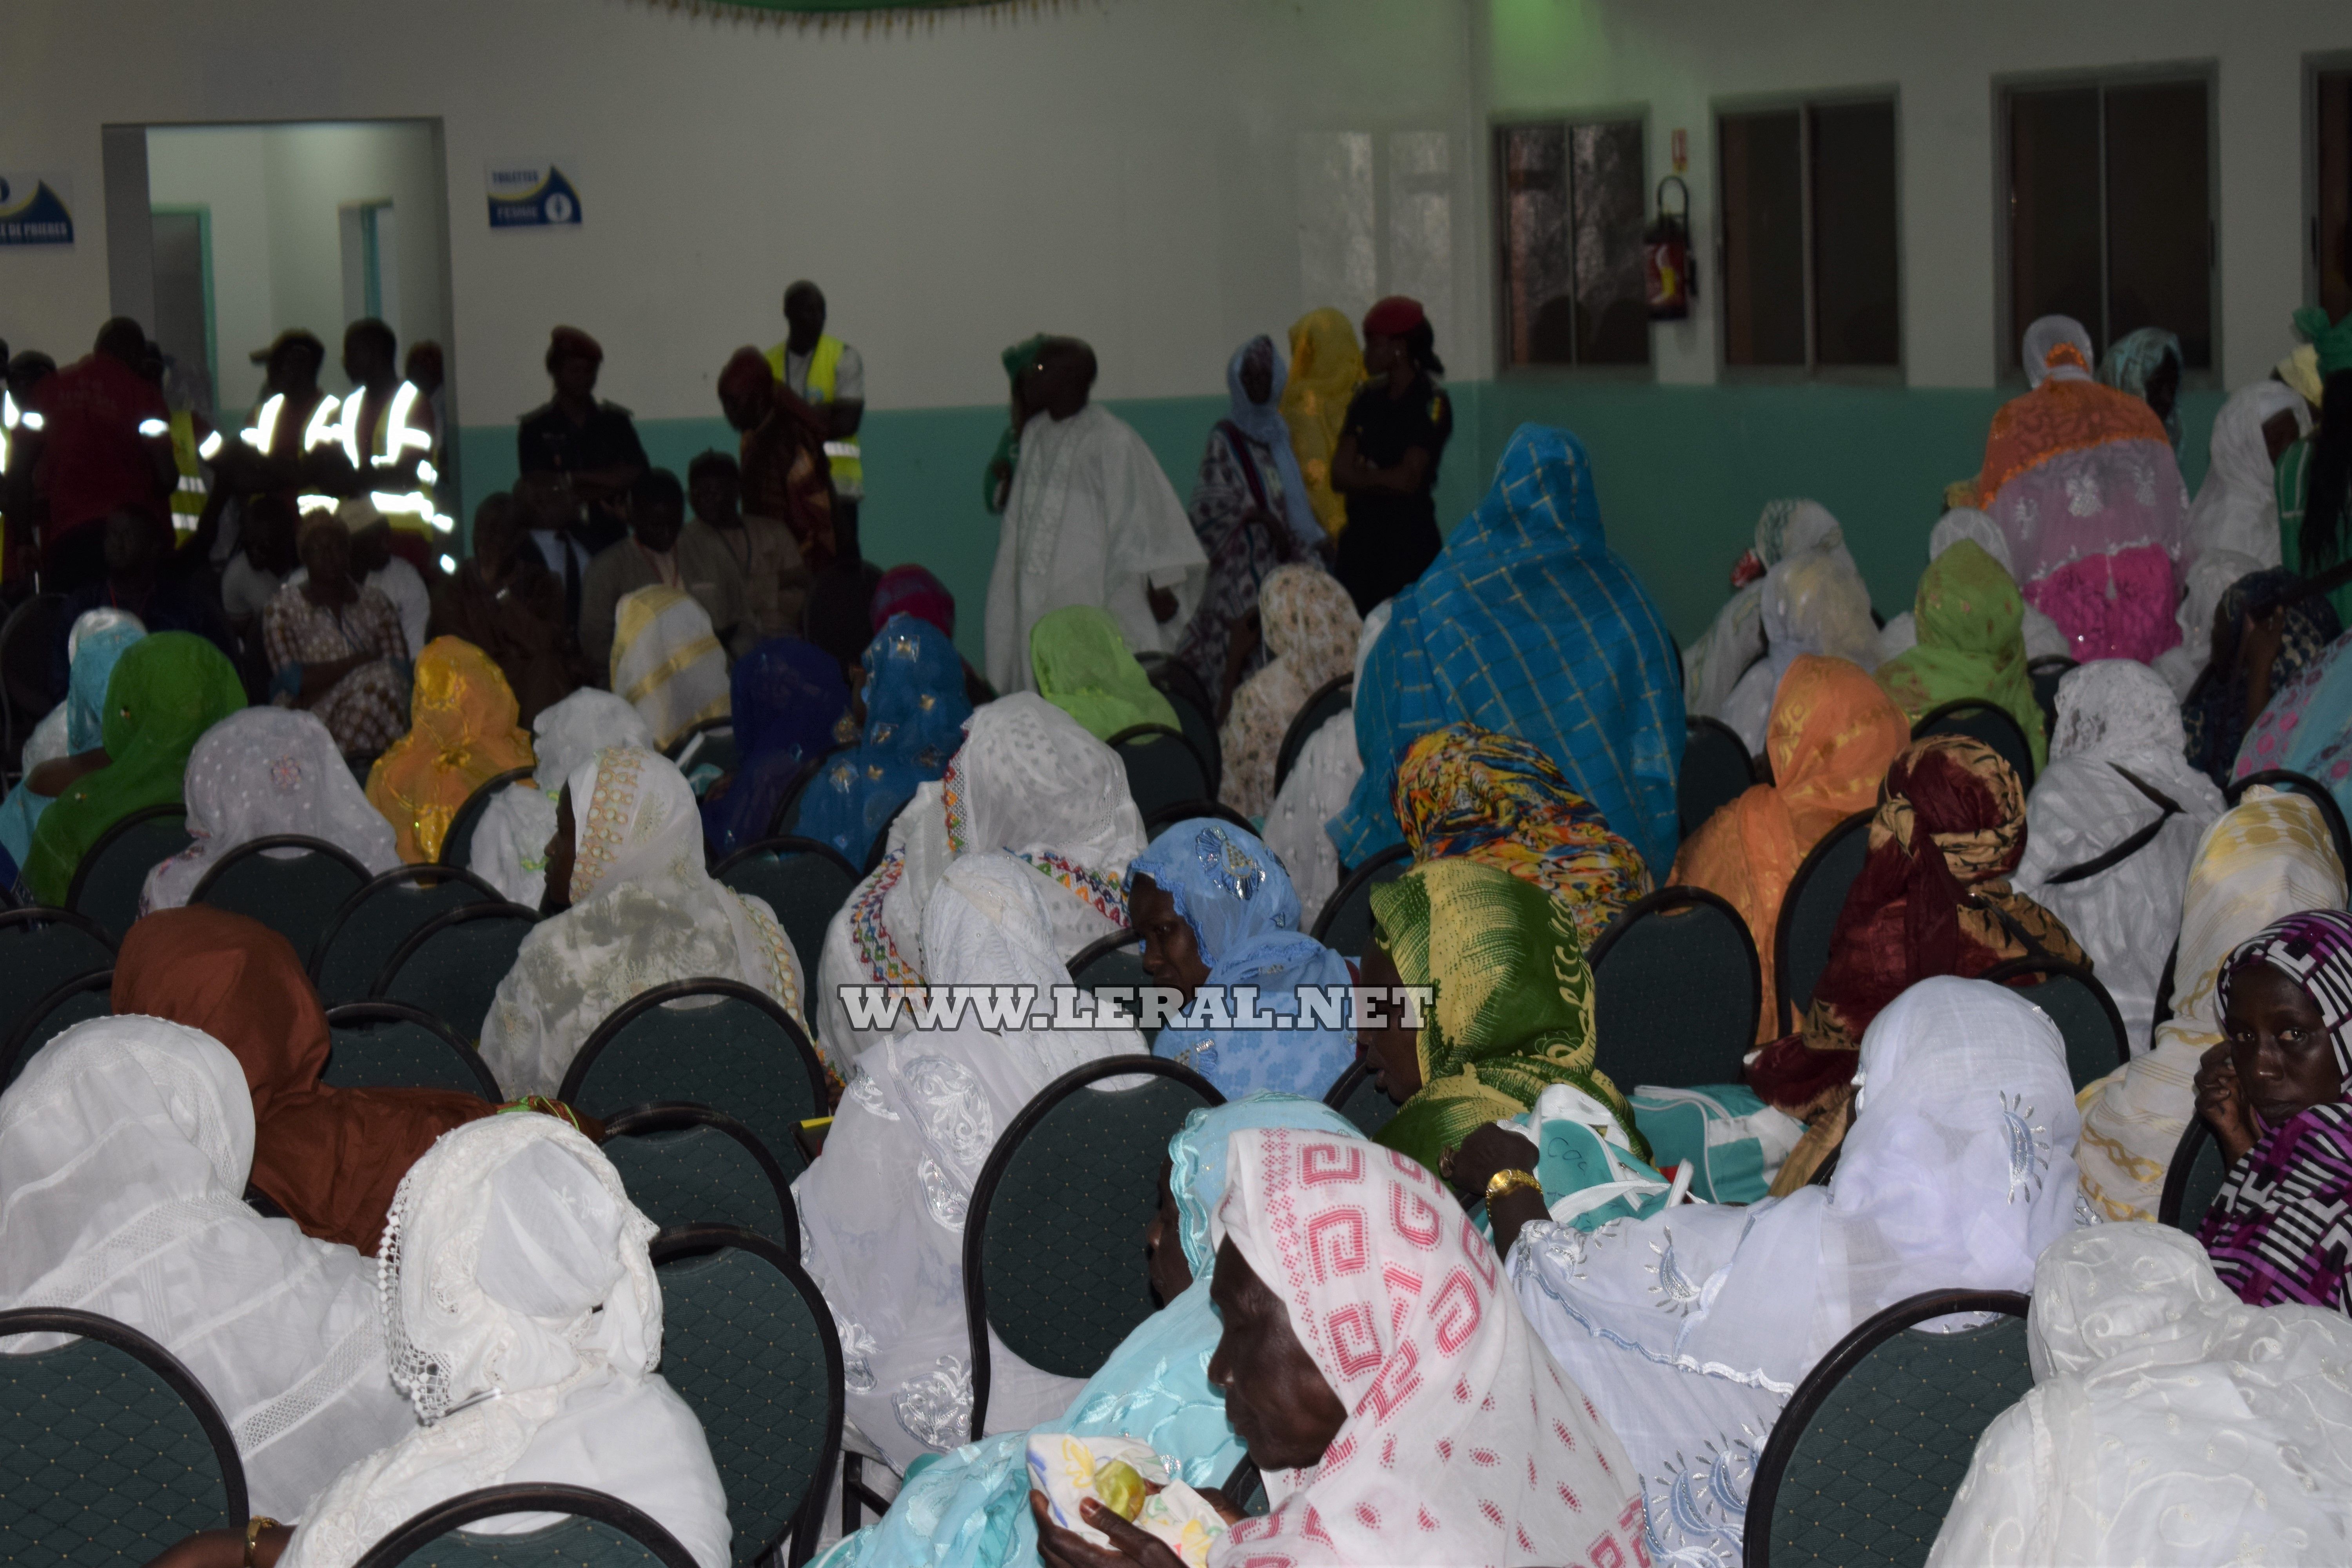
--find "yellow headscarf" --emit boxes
[365,636,535,862]
[1280,308,1365,539]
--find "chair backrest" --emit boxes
[1273,673,1354,797]
[1977,958,2131,1091]
[1321,1056,1397,1140]
[310,866,504,1007]
[1106,725,1214,826]
[1773,809,1874,1035]
[65,803,191,942]
[766,744,851,839]
[1309,842,1413,957]
[713,837,859,980]
[437,765,538,869]
[1911,698,2036,788]
[189,835,375,960]
[2159,1114,2234,1234]
[1155,685,1223,799]
[1680,716,1758,841]
[2226,768,2352,878]
[1747,1289,2034,1568]
[322,1001,503,1100]
[367,902,541,1045]
[0,908,115,1060]
[1067,929,1158,1044]
[2026,656,2076,735]
[1,967,113,1091]
[0,1306,249,1566]
[650,1225,845,1566]
[1587,886,1761,1090]
[964,1057,1223,1439]
[605,1105,799,1257]
[559,980,831,1187]
[666,719,737,775]
[1141,799,1255,840]
[351,1483,700,1568]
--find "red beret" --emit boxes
[547,326,602,365]
[1362,295,1426,339]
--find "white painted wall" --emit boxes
[145,121,448,412]
[1474,0,2352,390]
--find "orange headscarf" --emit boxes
[365,635,535,862]
[111,907,495,1253]
[1668,655,1910,1040]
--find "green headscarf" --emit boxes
[1872,538,2048,769]
[2293,306,2352,379]
[1028,605,1180,741]
[1368,857,1642,1174]
[25,632,247,904]
[982,332,1051,514]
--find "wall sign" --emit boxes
[0,172,74,245]
[486,161,582,229]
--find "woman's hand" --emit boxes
[1444,1124,1542,1203]
[2241,605,2288,720]
[2195,1041,2262,1165]
[1031,1492,1188,1568]
[1147,584,1179,625]
[143,1522,290,1568]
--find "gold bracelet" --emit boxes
[245,1517,280,1568]
[1485,1168,1544,1202]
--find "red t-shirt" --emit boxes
[37,353,169,536]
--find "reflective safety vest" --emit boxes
[165,410,218,523]
[250,381,448,534]
[764,334,862,497]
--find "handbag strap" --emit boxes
[2043,764,2184,886]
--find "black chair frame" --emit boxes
[2158,1114,2223,1231]
[352,1483,699,1568]
[1309,842,1414,946]
[711,834,860,884]
[367,900,542,1004]
[1105,723,1214,789]
[961,1056,1223,1441]
[558,977,831,1115]
[766,743,853,838]
[1586,883,1765,1051]
[664,716,734,763]
[1141,799,1255,838]
[648,1223,846,1566]
[1744,1287,2030,1568]
[187,833,376,905]
[1067,926,1141,980]
[0,965,113,1087]
[64,800,186,914]
[437,765,538,868]
[1771,808,1875,1036]
[2227,768,2352,878]
[1138,652,1218,734]
[606,1101,801,1259]
[322,1001,504,1100]
[1686,714,1764,782]
[1272,672,1354,797]
[1321,1056,1377,1114]
[307,864,506,987]
[1911,698,2037,787]
[1977,955,2132,1077]
[0,903,118,952]
[0,1304,250,1526]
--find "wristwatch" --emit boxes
[1485,1167,1543,1202]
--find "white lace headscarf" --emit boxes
[612,585,729,749]
[1932,1225,2352,1566]
[1508,978,2085,1562]
[478,746,803,1098]
[2023,315,2096,387]
[1718,543,1883,749]
[2013,661,2225,1048]
[1929,507,2016,575]
[142,707,403,913]
[2187,382,2308,570]
[278,1114,730,1568]
[0,1017,416,1521]
[815,692,1145,1071]
[1688,499,1857,724]
[468,690,656,907]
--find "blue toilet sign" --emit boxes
[0,173,74,245]
[486,162,583,229]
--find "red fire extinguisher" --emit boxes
[1644,176,1696,321]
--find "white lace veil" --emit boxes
[469,690,655,907]
[1928,508,2016,575]
[2022,315,2095,387]
[143,707,404,912]
[0,1017,416,1520]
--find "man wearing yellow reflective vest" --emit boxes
[766,280,863,558]
[327,318,446,573]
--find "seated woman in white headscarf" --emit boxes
[813,692,1144,1073]
[258,1114,728,1568]
[797,852,1149,1475]
[1875,508,2073,666]
[610,583,730,751]
[2184,380,2311,569]
[2151,546,2267,701]
[2010,661,2225,1047]
[1499,977,2083,1566]
[1932,1224,2352,1567]
[1713,543,1880,754]
[479,745,803,1098]
[467,688,655,909]
[1683,498,1848,725]
[140,707,403,914]
[1258,598,1385,922]
[0,1017,417,1523]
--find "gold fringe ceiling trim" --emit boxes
[635,0,1085,34]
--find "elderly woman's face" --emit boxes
[1357,943,1422,1104]
[542,787,577,916]
[1239,341,1275,406]
[1206,1238,1348,1472]
[1144,1160,1190,1308]
[2225,960,2342,1130]
[1131,875,1210,998]
[299,519,352,587]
